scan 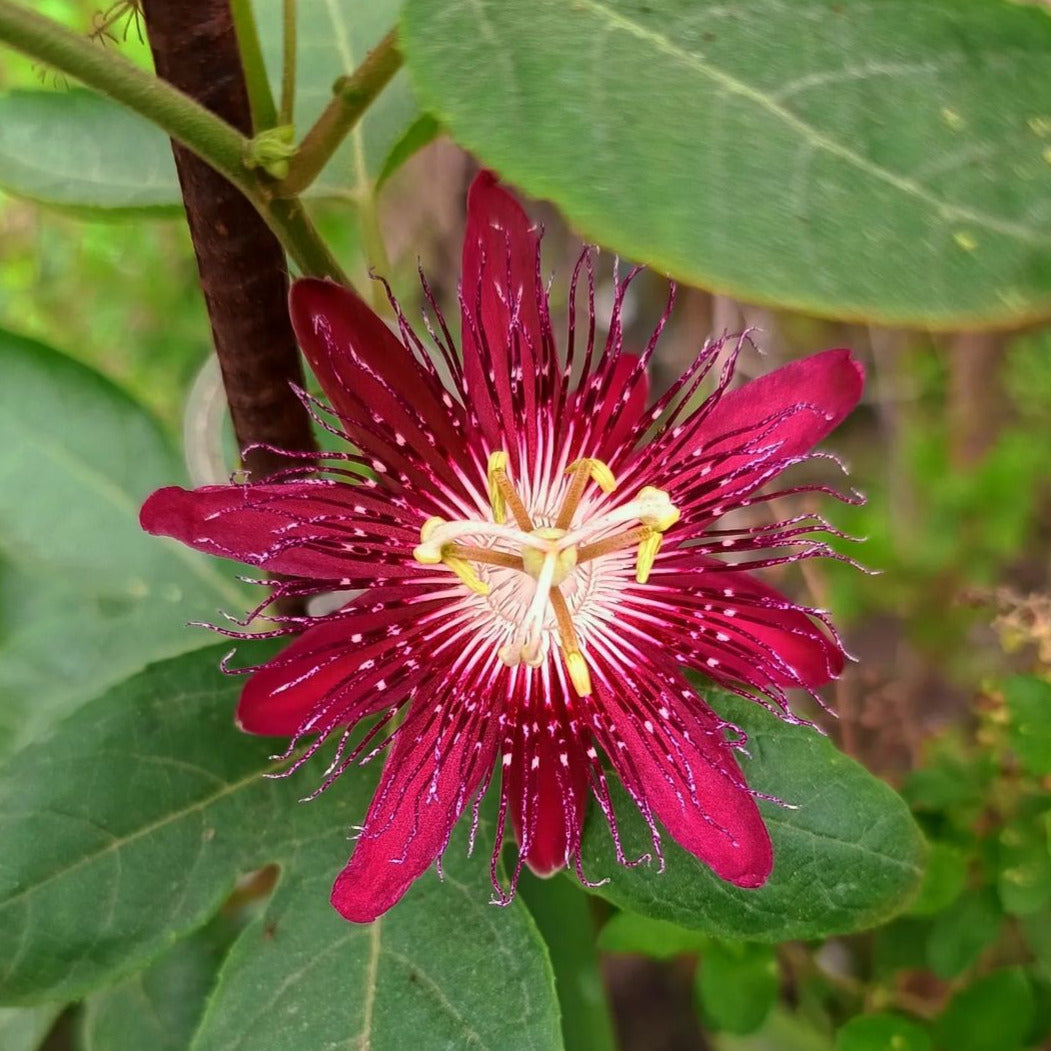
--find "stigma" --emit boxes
[412,452,680,698]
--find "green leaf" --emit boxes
[996,815,1051,916]
[872,918,933,980]
[598,911,710,959]
[718,1007,835,1051]
[836,1013,931,1051]
[376,113,441,192]
[192,818,563,1051]
[1020,910,1051,982]
[0,91,180,215]
[255,0,421,198]
[695,941,778,1036]
[520,873,617,1051]
[80,920,235,1051]
[925,889,1002,979]
[578,692,925,941]
[1005,676,1051,777]
[903,741,994,816]
[0,1005,62,1051]
[933,968,1034,1051]
[0,648,563,1051]
[0,332,245,759]
[907,841,968,916]
[402,0,1051,328]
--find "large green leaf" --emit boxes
[0,91,180,214]
[0,332,244,758]
[402,0,1051,328]
[578,692,925,941]
[0,648,563,1051]
[192,822,560,1051]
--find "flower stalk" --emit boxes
[274,27,403,197]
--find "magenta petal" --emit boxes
[237,593,445,736]
[460,171,545,456]
[591,661,773,887]
[587,354,651,464]
[700,349,863,454]
[237,620,359,736]
[505,680,590,877]
[645,559,845,690]
[330,697,502,923]
[289,279,469,490]
[514,748,589,877]
[664,349,864,506]
[140,483,419,581]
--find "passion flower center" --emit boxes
[412,452,680,698]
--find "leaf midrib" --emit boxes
[571,0,1046,244]
[0,745,277,915]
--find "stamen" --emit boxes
[577,525,651,564]
[560,487,678,548]
[443,555,490,595]
[487,452,508,524]
[550,589,593,697]
[636,487,680,531]
[566,651,593,697]
[635,530,663,584]
[447,545,524,572]
[413,518,535,564]
[412,457,680,684]
[556,457,617,530]
[487,451,533,530]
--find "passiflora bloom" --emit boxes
[141,172,864,923]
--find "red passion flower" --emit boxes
[141,172,864,923]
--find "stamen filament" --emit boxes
[551,588,592,697]
[487,451,533,531]
[414,519,536,564]
[555,457,617,530]
[447,545,525,571]
[577,525,652,564]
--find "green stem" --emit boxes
[520,873,619,1051]
[275,26,402,197]
[230,0,278,131]
[279,0,296,127]
[269,196,346,281]
[0,0,249,192]
[0,0,348,284]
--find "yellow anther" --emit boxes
[566,457,618,494]
[565,650,593,697]
[635,530,663,584]
[413,544,443,565]
[420,516,444,541]
[487,451,509,524]
[636,486,680,532]
[413,516,447,564]
[443,555,490,596]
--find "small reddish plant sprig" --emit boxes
[141,172,864,923]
